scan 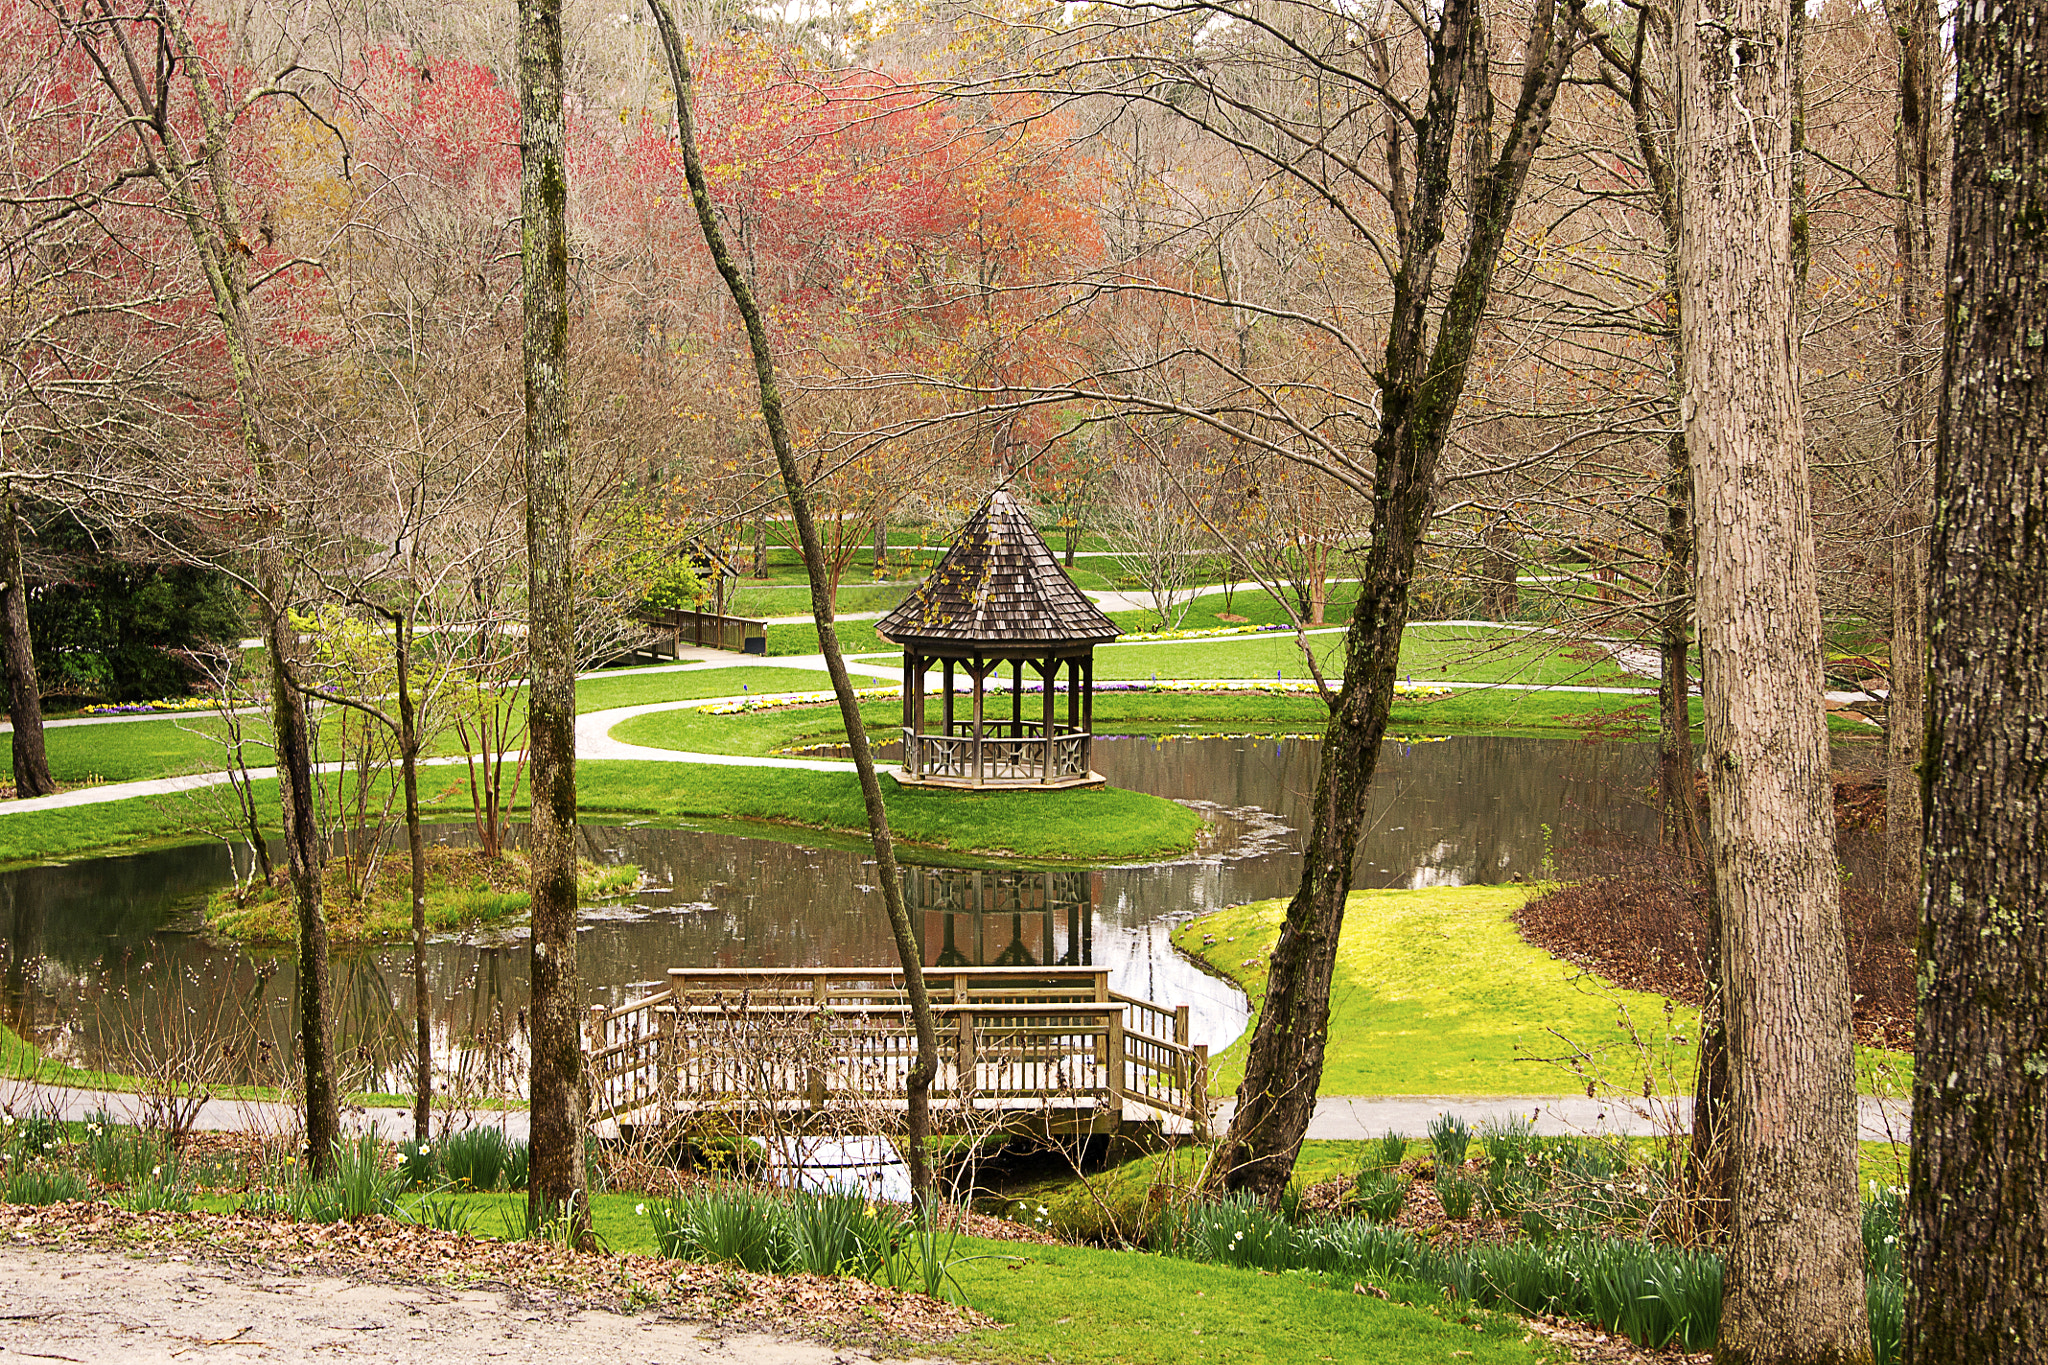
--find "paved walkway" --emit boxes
[0,656,907,814]
[1239,1093,1910,1143]
[3,1079,1910,1144]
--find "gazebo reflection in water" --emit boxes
[903,865,1093,969]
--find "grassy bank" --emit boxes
[572,762,1203,863]
[1179,886,1909,1096]
[203,846,641,946]
[0,760,1205,868]
[1176,885,1699,1096]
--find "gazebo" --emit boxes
[875,491,1119,789]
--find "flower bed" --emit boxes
[79,697,222,716]
[698,686,901,715]
[1116,622,1297,643]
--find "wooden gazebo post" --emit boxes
[875,492,1120,791]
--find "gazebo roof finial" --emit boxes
[876,491,1119,648]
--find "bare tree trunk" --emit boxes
[0,480,54,798]
[1676,0,1870,1352]
[1209,0,1582,1201]
[1579,8,1726,1229]
[520,0,586,1232]
[1882,0,1940,920]
[647,7,940,1200]
[1482,517,1519,622]
[1905,0,2048,1354]
[1657,423,1696,854]
[64,1,347,1172]
[394,613,430,1142]
[264,561,340,1171]
[1663,382,1727,1235]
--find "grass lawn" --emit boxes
[1177,886,1698,1096]
[764,618,891,657]
[1179,887,1911,1097]
[1095,623,1645,688]
[0,783,255,865]
[1158,582,1366,631]
[726,581,917,617]
[0,667,890,789]
[0,715,263,786]
[608,688,1686,764]
[573,664,887,713]
[0,761,1204,867]
[332,1190,1546,1365]
[572,762,1202,863]
[608,697,898,756]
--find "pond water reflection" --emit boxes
[0,732,1664,1093]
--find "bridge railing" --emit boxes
[586,968,1210,1136]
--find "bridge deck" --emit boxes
[584,967,1212,1140]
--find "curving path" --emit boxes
[0,1077,1910,1143]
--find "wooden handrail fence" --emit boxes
[627,607,767,657]
[585,967,1211,1139]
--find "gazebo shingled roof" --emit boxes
[875,492,1118,649]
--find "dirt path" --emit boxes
[0,1245,945,1365]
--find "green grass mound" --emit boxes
[1177,884,1699,1096]
[1179,885,1907,1096]
[575,762,1204,863]
[205,845,640,947]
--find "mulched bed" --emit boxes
[1515,776,1914,1051]
[0,1201,986,1348]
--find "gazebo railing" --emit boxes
[904,725,1092,784]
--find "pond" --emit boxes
[0,732,1666,1097]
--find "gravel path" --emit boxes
[0,1245,947,1365]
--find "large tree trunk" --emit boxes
[647,9,941,1199]
[520,0,587,1232]
[1881,0,1940,920]
[1208,0,1581,1201]
[1904,0,2048,1355]
[0,481,54,798]
[1675,0,1870,1354]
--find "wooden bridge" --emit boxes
[584,967,1213,1142]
